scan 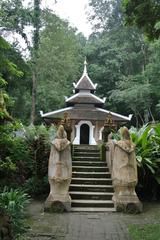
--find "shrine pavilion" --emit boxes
[40,60,132,145]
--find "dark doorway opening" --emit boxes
[80,124,89,144]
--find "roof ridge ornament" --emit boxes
[83,57,88,76]
[74,59,96,90]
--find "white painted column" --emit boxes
[99,127,104,140]
[90,125,96,145]
[73,124,80,144]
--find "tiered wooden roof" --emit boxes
[40,59,132,122]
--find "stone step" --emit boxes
[72,161,107,167]
[71,207,116,212]
[73,156,101,161]
[74,145,99,150]
[74,152,100,157]
[70,191,113,200]
[74,150,100,155]
[71,178,112,185]
[71,145,114,211]
[72,172,111,178]
[72,166,108,172]
[71,199,114,208]
[74,151,100,154]
[74,147,99,151]
[69,184,114,192]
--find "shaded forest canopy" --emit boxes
[0,0,160,126]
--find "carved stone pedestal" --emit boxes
[45,179,71,212]
[112,185,142,213]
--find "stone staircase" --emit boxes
[69,145,115,212]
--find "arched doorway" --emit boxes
[73,120,96,145]
[80,124,89,144]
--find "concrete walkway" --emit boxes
[23,201,160,240]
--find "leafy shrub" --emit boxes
[129,123,160,200]
[22,124,56,196]
[0,122,31,188]
[0,122,56,196]
[0,156,17,172]
[110,124,160,200]
[0,188,30,237]
[24,124,50,178]
[24,176,49,197]
[99,143,106,161]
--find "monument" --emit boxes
[111,127,142,213]
[45,125,72,212]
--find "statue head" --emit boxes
[121,127,131,140]
[56,125,67,139]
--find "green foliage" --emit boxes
[123,0,160,40]
[32,0,41,52]
[129,123,160,199]
[0,0,32,47]
[36,10,85,116]
[22,124,56,196]
[0,122,31,188]
[0,187,30,236]
[130,124,160,175]
[0,0,85,124]
[86,25,151,123]
[0,121,54,200]
[24,124,50,144]
[144,38,160,119]
[0,0,42,124]
[88,0,123,31]
[0,156,17,172]
[110,75,152,125]
[99,143,106,161]
[111,124,160,199]
[24,176,49,196]
[5,47,32,123]
[0,36,24,122]
[0,122,55,196]
[128,223,160,240]
[87,0,160,124]
[0,0,160,126]
[0,36,23,79]
[24,124,51,177]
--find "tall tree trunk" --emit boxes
[148,107,155,123]
[138,112,144,125]
[31,68,36,124]
[138,35,147,73]
[30,0,41,124]
[135,114,139,128]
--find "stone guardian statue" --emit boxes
[112,127,142,213]
[45,125,72,212]
[106,132,115,172]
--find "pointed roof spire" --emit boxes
[83,57,88,76]
[74,58,97,91]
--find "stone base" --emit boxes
[44,200,71,213]
[113,194,143,213]
[44,193,71,212]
